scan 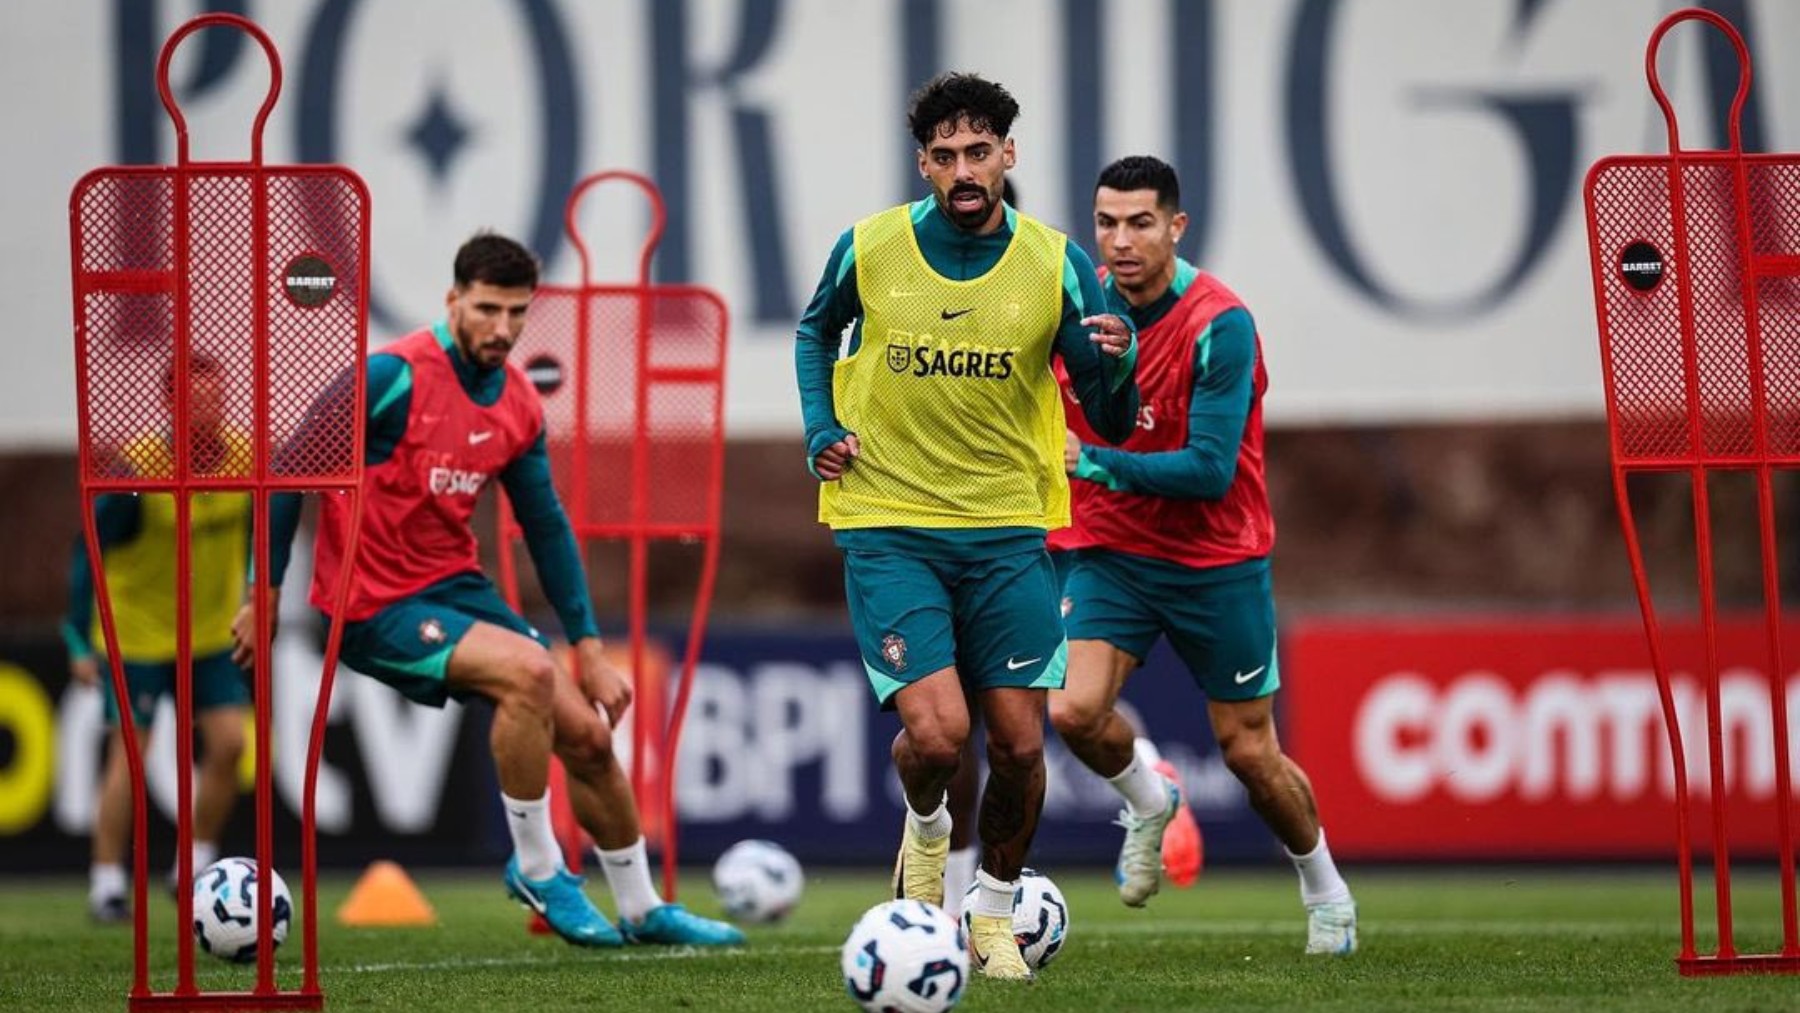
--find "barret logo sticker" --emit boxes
[1618,241,1664,294]
[526,354,565,396]
[283,254,338,308]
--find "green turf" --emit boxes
[0,866,1795,1012]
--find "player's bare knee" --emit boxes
[504,650,559,714]
[204,722,246,767]
[899,724,965,772]
[985,733,1044,778]
[1221,734,1281,787]
[1047,693,1105,746]
[556,722,617,778]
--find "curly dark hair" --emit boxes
[453,231,540,290]
[1096,155,1181,210]
[907,72,1020,147]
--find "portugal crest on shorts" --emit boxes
[1060,595,1073,618]
[419,618,446,645]
[880,633,908,672]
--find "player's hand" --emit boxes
[229,589,281,669]
[1083,313,1133,357]
[69,654,100,687]
[812,433,862,481]
[1064,430,1083,474]
[575,637,632,726]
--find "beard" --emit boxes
[454,321,512,368]
[939,182,997,231]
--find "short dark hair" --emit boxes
[453,232,540,290]
[1096,155,1181,211]
[907,73,1020,148]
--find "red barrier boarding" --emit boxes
[69,12,369,1008]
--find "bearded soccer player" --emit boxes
[65,353,250,922]
[1048,156,1356,954]
[232,234,741,949]
[795,73,1139,980]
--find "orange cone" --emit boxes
[337,860,438,927]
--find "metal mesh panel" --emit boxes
[1681,161,1753,459]
[510,285,724,533]
[266,170,367,481]
[644,382,722,527]
[185,172,257,477]
[73,167,365,486]
[1746,161,1800,460]
[1591,156,1800,466]
[74,172,177,478]
[1589,161,1688,463]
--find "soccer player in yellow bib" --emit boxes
[795,73,1139,981]
[62,353,250,923]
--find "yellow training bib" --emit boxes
[94,431,252,661]
[821,204,1071,531]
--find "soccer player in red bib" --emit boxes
[233,234,741,948]
[1049,157,1357,954]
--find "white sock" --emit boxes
[91,862,126,902]
[1286,827,1352,906]
[971,868,1016,920]
[501,791,562,881]
[597,837,662,923]
[942,846,979,916]
[170,840,221,888]
[906,796,952,842]
[1133,736,1163,766]
[1108,754,1170,818]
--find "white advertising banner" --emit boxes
[8,0,1800,446]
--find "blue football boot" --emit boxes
[503,856,624,947]
[620,903,746,946]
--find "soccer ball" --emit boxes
[959,867,1069,970]
[192,857,292,963]
[712,839,804,923]
[841,899,968,1013]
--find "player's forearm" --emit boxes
[502,444,601,642]
[795,231,859,449]
[63,537,97,656]
[261,492,305,587]
[1066,350,1140,446]
[794,339,844,446]
[1059,247,1140,444]
[519,522,601,642]
[1078,442,1236,499]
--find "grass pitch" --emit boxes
[0,865,1795,1012]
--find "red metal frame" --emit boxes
[495,171,729,901]
[1585,7,1800,976]
[68,13,369,1009]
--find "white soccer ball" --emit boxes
[712,839,804,924]
[192,857,292,963]
[841,899,969,1013]
[959,867,1070,970]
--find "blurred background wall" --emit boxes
[4,0,1798,870]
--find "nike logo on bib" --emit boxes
[941,307,975,320]
[1234,665,1266,685]
[1005,656,1040,671]
[469,431,494,445]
